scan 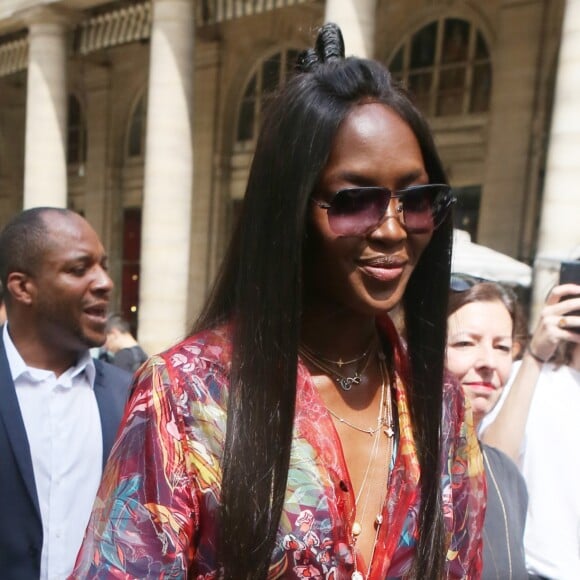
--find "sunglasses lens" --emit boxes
[450,275,474,292]
[327,188,386,235]
[400,185,452,233]
[322,184,453,236]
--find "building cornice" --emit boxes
[0,0,316,76]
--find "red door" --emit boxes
[121,208,142,336]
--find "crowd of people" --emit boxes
[0,22,578,580]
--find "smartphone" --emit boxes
[559,260,580,324]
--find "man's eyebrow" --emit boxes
[63,252,107,265]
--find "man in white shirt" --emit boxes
[0,207,132,580]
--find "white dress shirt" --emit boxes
[3,325,103,580]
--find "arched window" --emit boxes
[389,18,491,117]
[127,95,147,158]
[236,48,302,145]
[67,94,87,165]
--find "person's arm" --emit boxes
[71,355,198,578]
[482,284,580,460]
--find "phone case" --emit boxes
[560,260,580,285]
[559,260,580,324]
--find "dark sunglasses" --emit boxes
[450,274,518,301]
[450,274,486,292]
[311,184,455,237]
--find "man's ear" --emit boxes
[6,272,35,306]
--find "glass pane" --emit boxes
[441,19,470,64]
[436,91,463,116]
[408,72,432,113]
[127,120,142,157]
[237,76,257,141]
[262,53,281,94]
[68,95,81,124]
[475,31,489,60]
[411,22,437,68]
[67,96,84,164]
[439,66,465,90]
[128,98,145,157]
[243,75,257,99]
[237,98,255,141]
[389,47,404,74]
[437,67,466,115]
[470,63,492,113]
[286,49,301,79]
[68,127,80,164]
[452,185,481,241]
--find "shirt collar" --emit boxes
[3,323,96,388]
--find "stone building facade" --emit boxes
[0,0,578,353]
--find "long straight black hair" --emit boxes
[194,24,453,579]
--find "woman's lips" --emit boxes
[464,382,497,392]
[358,257,407,282]
[359,265,404,282]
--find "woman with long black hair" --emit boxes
[73,23,484,579]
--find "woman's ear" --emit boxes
[6,272,35,306]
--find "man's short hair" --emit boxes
[106,313,132,335]
[0,207,72,292]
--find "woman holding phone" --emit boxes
[481,268,580,579]
[445,279,528,580]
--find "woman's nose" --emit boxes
[369,199,407,240]
[475,344,496,369]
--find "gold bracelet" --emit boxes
[526,345,549,364]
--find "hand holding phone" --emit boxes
[559,260,580,332]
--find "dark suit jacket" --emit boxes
[0,331,132,580]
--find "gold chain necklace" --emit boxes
[326,359,395,437]
[299,342,375,391]
[350,356,395,580]
[300,339,374,368]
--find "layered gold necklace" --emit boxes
[299,339,375,391]
[349,354,395,580]
[300,340,396,579]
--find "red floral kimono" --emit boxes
[72,318,484,579]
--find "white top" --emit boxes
[481,360,580,579]
[3,325,103,580]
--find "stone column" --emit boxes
[23,8,72,209]
[531,0,580,321]
[477,0,544,256]
[324,0,377,58]
[83,64,111,240]
[187,41,221,323]
[138,0,194,354]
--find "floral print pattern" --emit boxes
[72,318,484,579]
